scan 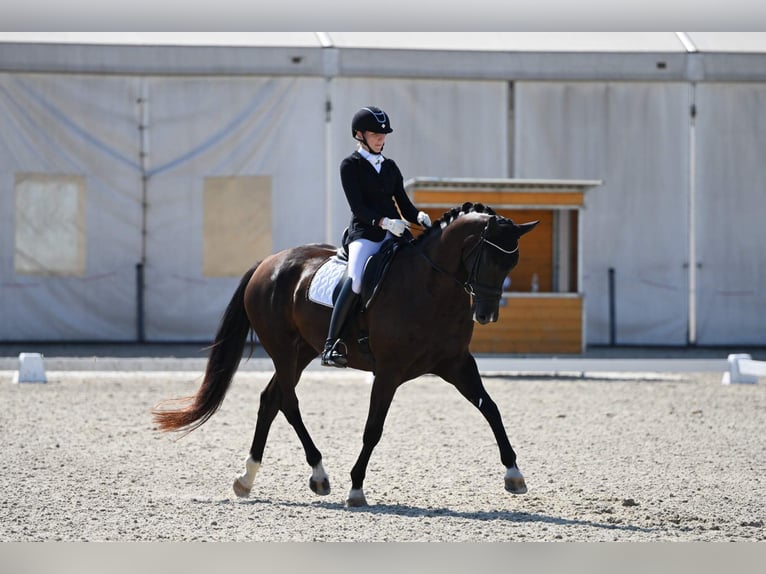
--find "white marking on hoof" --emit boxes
[345,488,367,507]
[309,461,331,495]
[233,477,251,498]
[504,466,528,494]
[233,456,261,497]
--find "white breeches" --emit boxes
[347,234,391,294]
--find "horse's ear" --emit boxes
[518,221,539,236]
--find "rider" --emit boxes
[321,106,432,368]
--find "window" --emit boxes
[14,173,86,276]
[202,176,272,276]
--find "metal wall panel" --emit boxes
[327,77,509,244]
[694,83,766,345]
[140,76,326,340]
[0,74,328,341]
[0,73,144,340]
[515,82,691,345]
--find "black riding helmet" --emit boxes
[351,106,393,137]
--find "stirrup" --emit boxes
[321,339,348,368]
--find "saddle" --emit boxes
[327,237,404,309]
[308,235,405,310]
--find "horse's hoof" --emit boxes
[310,477,331,496]
[505,478,528,494]
[345,489,367,507]
[232,477,251,498]
[504,467,528,494]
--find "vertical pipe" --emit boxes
[324,82,333,245]
[608,267,616,346]
[687,83,698,345]
[578,207,585,352]
[136,81,149,342]
[508,81,515,177]
[552,210,560,292]
[136,262,145,341]
[322,46,338,246]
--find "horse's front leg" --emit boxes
[435,354,528,495]
[347,373,400,507]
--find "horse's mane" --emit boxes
[412,201,498,246]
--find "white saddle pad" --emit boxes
[308,256,347,308]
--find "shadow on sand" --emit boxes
[225,496,654,535]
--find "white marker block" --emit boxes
[721,353,759,385]
[12,352,47,384]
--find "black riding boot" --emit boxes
[321,278,359,368]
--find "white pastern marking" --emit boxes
[238,455,261,489]
[347,488,364,500]
[505,467,523,480]
[311,461,328,482]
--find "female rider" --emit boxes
[321,106,431,367]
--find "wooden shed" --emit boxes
[405,177,602,354]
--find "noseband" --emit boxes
[418,220,519,303]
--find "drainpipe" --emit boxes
[318,33,338,245]
[324,82,334,245]
[678,33,700,346]
[136,81,149,342]
[687,83,697,345]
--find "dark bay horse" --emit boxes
[153,202,537,506]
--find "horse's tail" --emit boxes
[152,263,259,435]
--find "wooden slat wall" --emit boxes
[497,208,552,293]
[411,188,585,354]
[418,206,554,294]
[414,189,584,207]
[470,296,583,354]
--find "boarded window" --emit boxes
[14,173,86,276]
[203,176,272,277]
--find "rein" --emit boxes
[417,220,518,300]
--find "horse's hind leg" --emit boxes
[233,374,280,497]
[234,343,329,498]
[277,344,330,496]
[435,354,528,495]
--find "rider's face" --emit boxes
[359,131,386,154]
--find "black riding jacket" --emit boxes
[340,150,420,244]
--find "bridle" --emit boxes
[417,219,519,304]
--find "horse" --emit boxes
[152,202,538,507]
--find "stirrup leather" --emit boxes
[321,339,348,367]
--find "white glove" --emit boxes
[380,217,407,237]
[417,211,432,228]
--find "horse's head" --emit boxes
[461,213,538,324]
[417,203,538,324]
